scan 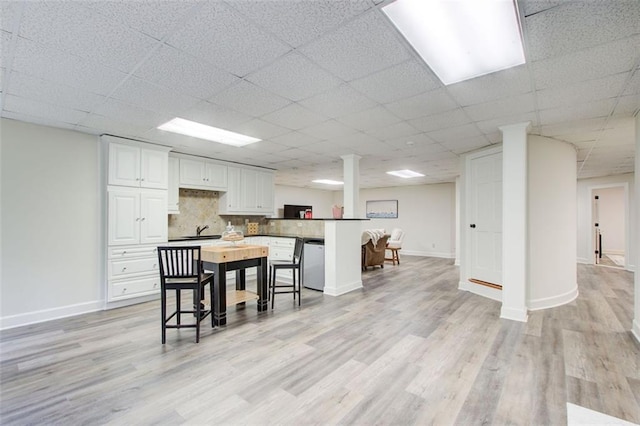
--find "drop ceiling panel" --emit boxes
[167,1,290,77]
[337,106,401,131]
[525,2,640,61]
[440,135,491,155]
[90,98,169,130]
[270,131,322,148]
[541,117,608,137]
[0,2,19,32]
[463,93,536,122]
[300,10,410,81]
[230,0,372,48]
[230,118,291,140]
[211,80,292,118]
[298,84,376,118]
[110,76,200,116]
[410,108,471,133]
[385,89,458,121]
[536,74,628,110]
[180,101,253,130]
[84,1,199,41]
[613,94,640,116]
[538,98,616,126]
[427,124,483,145]
[11,38,128,96]
[246,53,342,102]
[133,45,239,100]
[243,140,291,154]
[349,60,440,104]
[299,119,359,140]
[18,2,158,73]
[364,121,421,141]
[4,94,88,124]
[7,71,105,112]
[261,103,327,130]
[3,110,79,132]
[532,36,639,90]
[446,65,531,106]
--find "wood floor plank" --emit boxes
[1,257,638,425]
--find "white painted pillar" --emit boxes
[323,220,363,296]
[633,113,640,343]
[455,176,460,266]
[341,154,361,218]
[499,122,530,322]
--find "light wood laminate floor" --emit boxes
[1,257,638,425]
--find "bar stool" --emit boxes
[269,238,303,308]
[157,246,214,343]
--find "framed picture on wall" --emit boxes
[366,200,398,218]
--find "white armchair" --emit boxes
[385,228,404,265]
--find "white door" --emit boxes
[179,158,205,187]
[140,190,168,244]
[204,162,227,189]
[258,171,274,213]
[108,189,140,246]
[241,169,259,211]
[225,167,242,212]
[469,152,502,285]
[140,149,168,189]
[167,157,180,214]
[109,143,140,187]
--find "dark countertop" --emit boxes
[267,218,368,221]
[169,234,324,242]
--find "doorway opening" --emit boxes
[591,185,627,269]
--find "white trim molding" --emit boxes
[528,286,579,311]
[1,300,103,330]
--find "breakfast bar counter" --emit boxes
[201,244,269,326]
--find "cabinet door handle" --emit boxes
[141,217,146,221]
[122,267,127,272]
[470,224,476,228]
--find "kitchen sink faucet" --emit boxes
[196,225,209,236]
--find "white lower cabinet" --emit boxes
[107,245,161,301]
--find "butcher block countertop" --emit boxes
[200,244,268,264]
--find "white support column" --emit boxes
[341,154,361,219]
[323,220,363,296]
[633,113,640,343]
[499,122,530,322]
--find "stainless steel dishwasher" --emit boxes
[303,239,325,291]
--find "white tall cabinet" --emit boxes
[219,166,274,215]
[104,136,170,303]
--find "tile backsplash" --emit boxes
[168,189,253,238]
[168,189,325,239]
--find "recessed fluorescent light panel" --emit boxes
[387,169,425,178]
[382,0,525,85]
[158,118,261,147]
[312,179,344,185]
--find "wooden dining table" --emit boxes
[200,244,269,326]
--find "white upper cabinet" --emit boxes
[108,142,168,189]
[179,158,227,191]
[219,167,274,215]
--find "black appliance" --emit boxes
[284,204,312,219]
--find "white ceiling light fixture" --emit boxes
[312,179,344,185]
[382,0,525,85]
[387,169,425,178]
[158,118,261,147]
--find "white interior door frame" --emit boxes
[587,182,630,270]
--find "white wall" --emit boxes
[593,186,625,255]
[357,184,456,258]
[274,185,336,218]
[1,119,102,329]
[577,173,635,270]
[527,136,577,310]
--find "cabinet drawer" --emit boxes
[270,249,293,261]
[269,237,295,248]
[109,245,158,259]
[110,276,160,300]
[109,257,158,279]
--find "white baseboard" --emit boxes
[577,257,591,265]
[603,249,625,256]
[324,280,363,297]
[0,300,103,330]
[403,250,456,259]
[458,280,502,302]
[528,285,579,311]
[632,320,640,345]
[500,306,529,322]
[105,293,160,310]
